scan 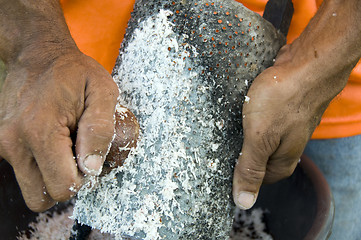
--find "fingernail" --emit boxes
[83,155,103,176]
[235,191,256,210]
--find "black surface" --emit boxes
[263,0,294,36]
[69,221,92,240]
[254,163,317,240]
[0,160,38,239]
[0,160,73,239]
[1,158,321,240]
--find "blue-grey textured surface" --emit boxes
[73,1,285,239]
[305,135,361,240]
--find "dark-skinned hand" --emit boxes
[233,0,361,209]
[0,0,120,212]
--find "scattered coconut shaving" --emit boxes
[17,205,273,240]
[17,206,74,240]
[230,208,273,240]
[16,1,285,239]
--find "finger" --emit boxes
[10,151,55,212]
[263,157,299,184]
[233,147,266,210]
[263,132,308,183]
[232,126,280,209]
[0,127,56,211]
[76,71,118,176]
[25,117,83,203]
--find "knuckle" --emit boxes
[97,83,118,104]
[87,72,119,103]
[50,192,71,202]
[277,169,293,180]
[285,165,296,178]
[26,198,55,213]
[23,123,40,141]
[0,127,19,161]
[21,114,46,141]
[47,173,80,202]
[48,184,75,202]
[107,78,120,95]
[80,119,115,140]
[264,165,294,184]
[245,129,280,158]
[236,165,265,185]
[254,130,280,155]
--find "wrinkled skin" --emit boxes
[0,50,119,212]
[0,0,125,212]
[233,51,327,209]
[1,0,361,214]
[233,0,361,209]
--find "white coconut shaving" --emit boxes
[244,96,250,103]
[17,206,74,240]
[230,208,273,240]
[70,0,286,238]
[17,205,273,240]
[72,9,228,239]
[17,205,115,240]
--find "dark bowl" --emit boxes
[252,155,334,240]
[0,155,333,240]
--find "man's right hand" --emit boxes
[0,48,119,212]
[0,0,120,212]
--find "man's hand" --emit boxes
[0,0,119,212]
[233,0,361,209]
[232,56,325,209]
[0,50,118,212]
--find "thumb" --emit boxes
[76,76,119,176]
[232,137,270,210]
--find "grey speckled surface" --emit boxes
[73,1,285,239]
